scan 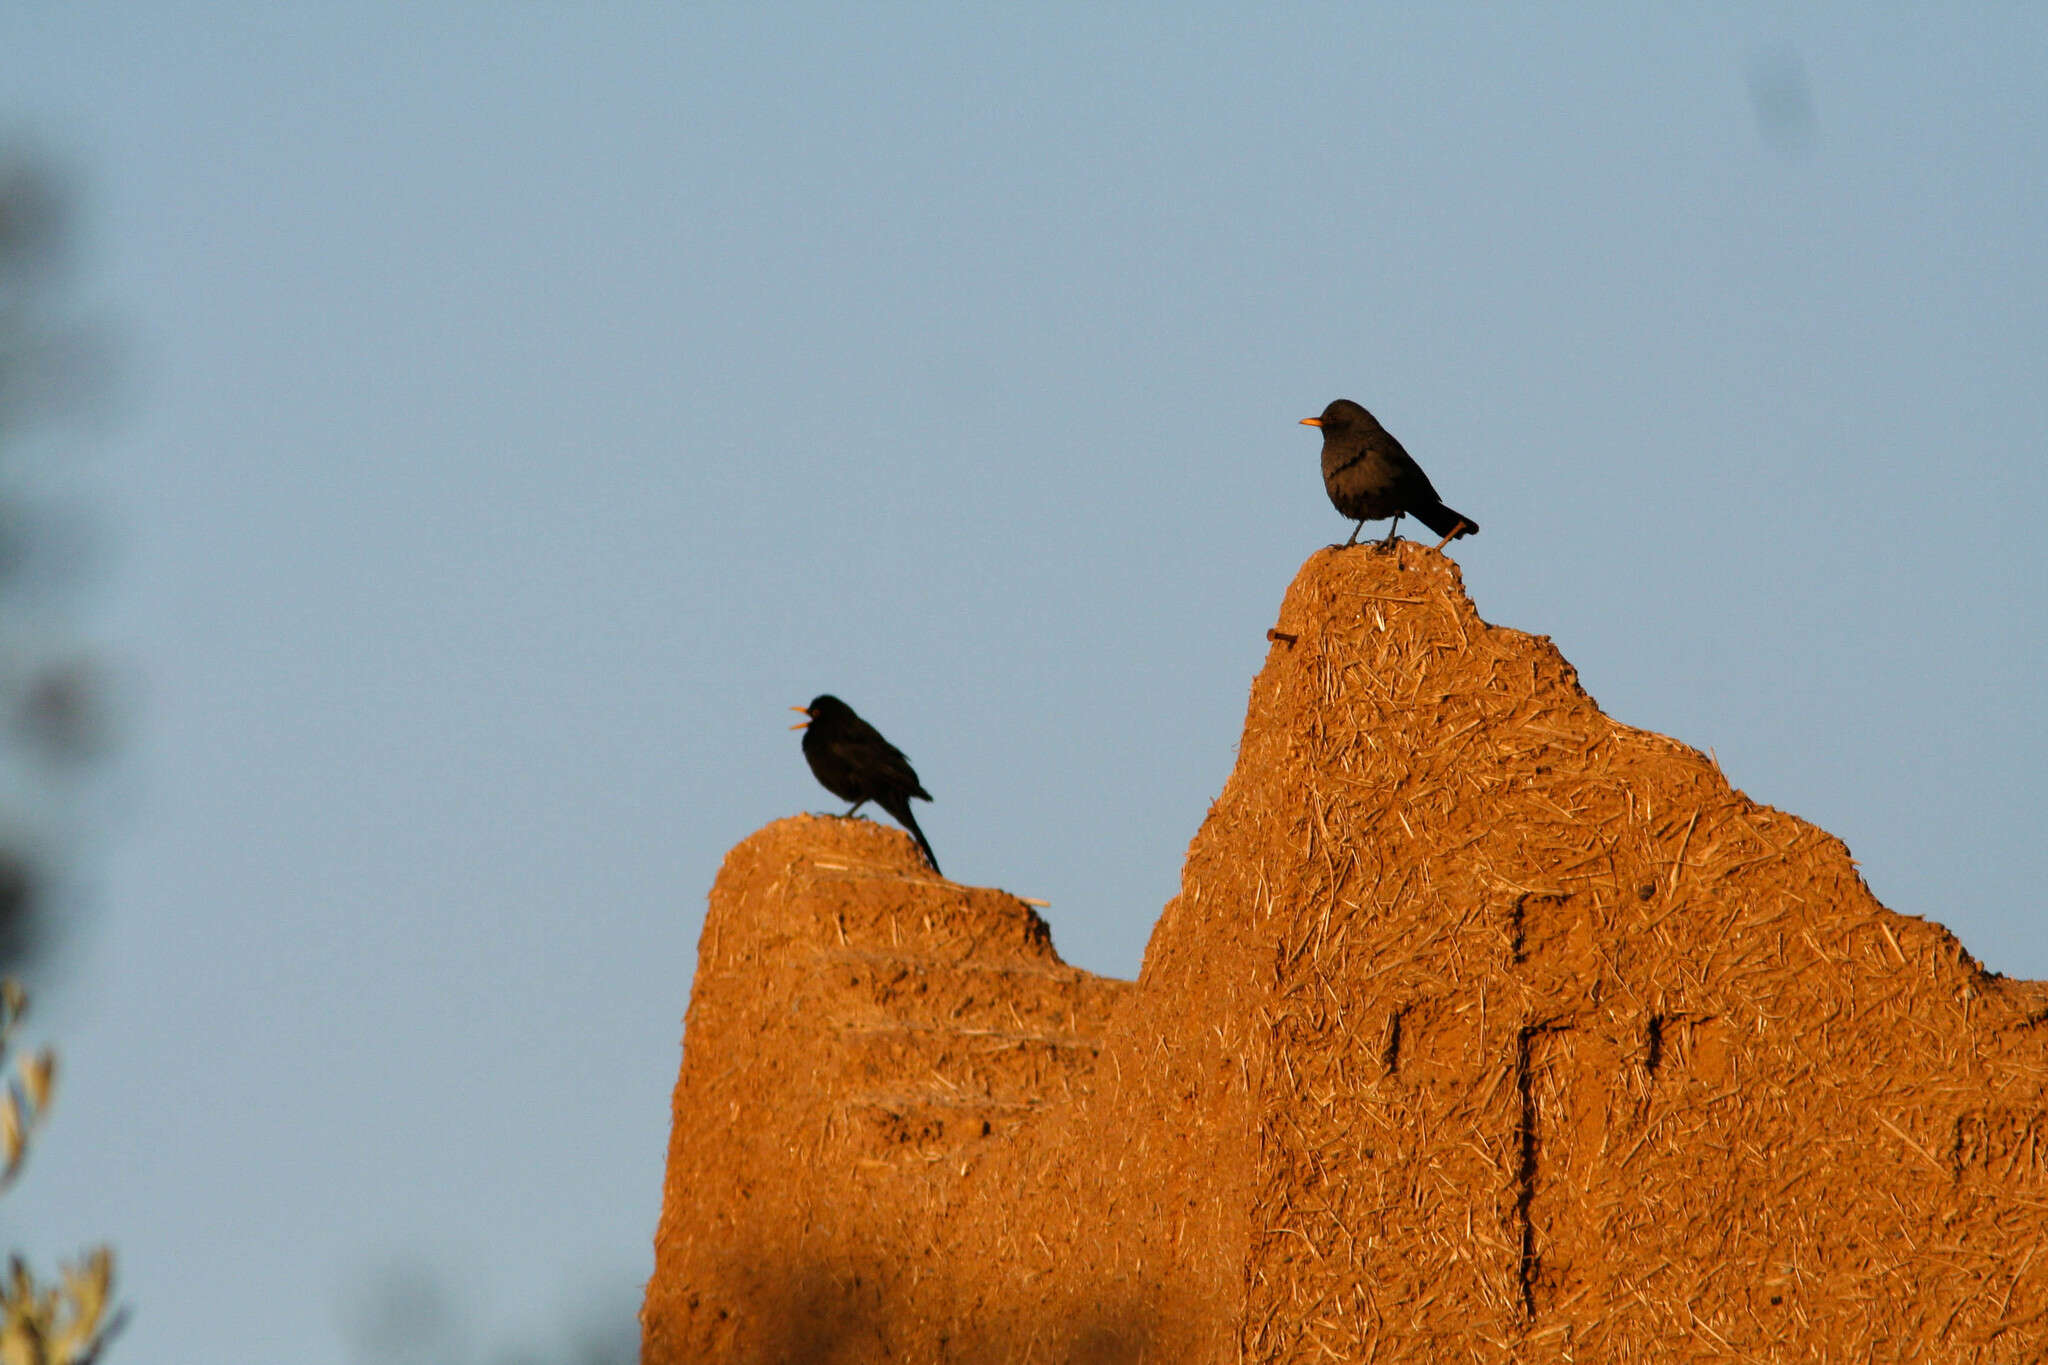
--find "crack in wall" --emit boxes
[1514,1022,1568,1320]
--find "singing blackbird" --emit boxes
[790,694,941,874]
[1300,399,1479,549]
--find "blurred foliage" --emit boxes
[0,142,126,1365]
[0,144,117,978]
[0,980,54,1190]
[0,1248,121,1365]
[0,980,124,1365]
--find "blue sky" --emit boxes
[4,6,2045,1362]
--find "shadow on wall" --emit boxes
[693,1250,1165,1365]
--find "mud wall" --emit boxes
[644,546,2048,1363]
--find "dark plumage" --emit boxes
[790,694,941,875]
[1300,399,1479,549]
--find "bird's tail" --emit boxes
[1414,501,1479,540]
[890,801,942,876]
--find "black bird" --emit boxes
[1300,399,1479,549]
[790,694,941,875]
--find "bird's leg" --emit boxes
[843,801,867,818]
[1343,520,1364,548]
[1378,514,1403,550]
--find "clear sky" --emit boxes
[4,6,2045,1362]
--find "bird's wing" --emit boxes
[1381,430,1443,498]
[826,719,925,794]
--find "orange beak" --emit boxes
[789,705,811,731]
[1299,417,1323,427]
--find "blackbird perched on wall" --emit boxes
[790,695,941,875]
[1300,399,1479,549]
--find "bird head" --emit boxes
[790,694,849,730]
[1299,398,1370,434]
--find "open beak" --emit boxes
[1299,417,1323,427]
[789,706,811,731]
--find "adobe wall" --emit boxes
[644,546,2048,1363]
